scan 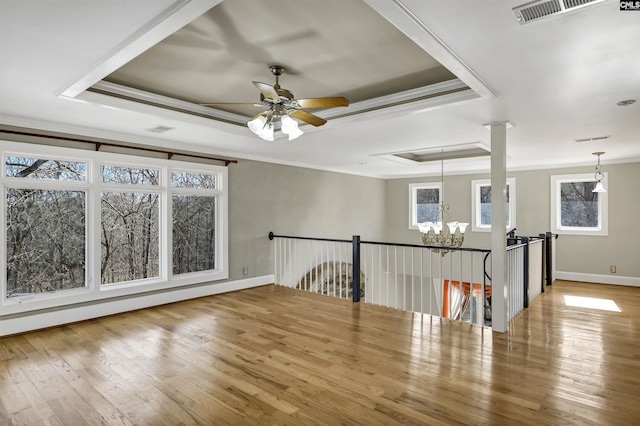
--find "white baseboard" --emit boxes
[0,275,274,337]
[555,271,640,287]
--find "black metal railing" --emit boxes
[270,232,492,325]
[269,230,556,327]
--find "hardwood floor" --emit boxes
[1,280,639,425]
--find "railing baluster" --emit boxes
[383,246,386,306]
[420,248,424,314]
[394,246,398,309]
[334,241,337,298]
[458,250,463,321]
[471,251,477,324]
[411,248,414,312]
[376,245,379,304]
[429,249,433,318]
[403,247,406,311]
[306,239,310,292]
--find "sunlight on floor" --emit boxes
[563,295,622,312]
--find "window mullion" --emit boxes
[163,165,171,281]
[89,158,101,294]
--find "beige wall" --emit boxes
[228,160,386,280]
[384,162,640,278]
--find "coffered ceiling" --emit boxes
[1,0,638,177]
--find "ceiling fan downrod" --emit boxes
[269,65,285,89]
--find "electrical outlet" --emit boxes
[242,267,249,276]
[610,265,616,273]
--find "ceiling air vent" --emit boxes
[513,0,607,24]
[145,125,175,133]
[574,135,610,143]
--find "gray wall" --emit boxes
[385,162,640,278]
[228,159,386,280]
[5,127,637,281]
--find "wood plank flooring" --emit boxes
[1,280,639,425]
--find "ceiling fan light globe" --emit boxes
[280,115,296,133]
[248,115,267,135]
[287,126,304,141]
[281,116,303,140]
[259,122,275,141]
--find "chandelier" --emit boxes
[418,151,468,255]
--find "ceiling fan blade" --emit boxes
[289,109,327,127]
[252,81,280,102]
[200,102,262,106]
[295,97,349,109]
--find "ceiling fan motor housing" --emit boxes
[276,88,294,102]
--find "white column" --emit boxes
[490,123,508,332]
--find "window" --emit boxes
[551,173,608,235]
[1,142,228,314]
[5,156,86,180]
[100,165,161,285]
[101,164,159,185]
[101,191,160,284]
[6,188,86,297]
[171,171,218,275]
[471,178,516,232]
[409,183,441,229]
[4,155,88,299]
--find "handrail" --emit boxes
[360,239,491,254]
[268,232,351,244]
[269,232,491,254]
[506,242,528,251]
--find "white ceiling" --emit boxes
[1,0,639,178]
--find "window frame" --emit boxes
[471,178,516,232]
[408,182,442,230]
[550,173,608,236]
[1,141,228,315]
[170,168,224,278]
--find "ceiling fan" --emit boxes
[201,65,349,141]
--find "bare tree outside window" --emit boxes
[101,192,159,284]
[100,165,161,284]
[416,187,440,223]
[5,156,87,298]
[170,170,217,274]
[101,165,159,185]
[480,185,510,226]
[560,182,598,227]
[171,171,215,189]
[172,196,216,274]
[5,156,86,180]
